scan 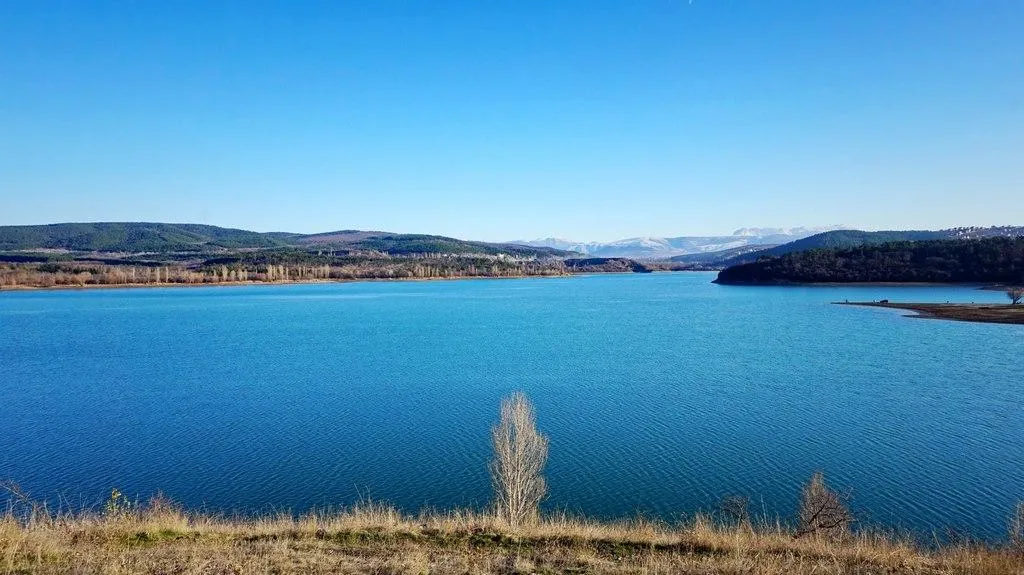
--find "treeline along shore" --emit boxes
[0,255,567,288]
[0,255,677,289]
[0,223,687,289]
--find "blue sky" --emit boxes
[1,1,1022,241]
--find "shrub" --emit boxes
[795,472,852,539]
[1010,501,1024,555]
[1007,287,1024,305]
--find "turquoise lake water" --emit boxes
[1,273,1022,538]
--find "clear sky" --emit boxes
[1,1,1022,242]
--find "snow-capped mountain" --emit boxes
[514,238,601,254]
[513,226,847,259]
[731,227,840,238]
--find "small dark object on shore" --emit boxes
[879,299,889,303]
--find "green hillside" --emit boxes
[345,235,570,257]
[715,227,1024,268]
[670,245,780,266]
[715,237,1024,284]
[0,223,572,258]
[716,230,944,267]
[0,223,284,252]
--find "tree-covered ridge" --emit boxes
[337,234,569,257]
[564,258,654,273]
[714,237,1024,284]
[714,227,1024,269]
[0,223,573,258]
[0,223,285,252]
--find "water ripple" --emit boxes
[0,274,1021,538]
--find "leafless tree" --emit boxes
[490,392,548,528]
[1007,287,1024,305]
[1010,502,1024,555]
[795,472,852,539]
[720,495,751,529]
[1,481,47,525]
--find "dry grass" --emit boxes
[1,498,1022,574]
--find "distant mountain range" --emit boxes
[3,223,1022,270]
[513,227,847,259]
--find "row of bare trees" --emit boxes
[0,260,569,288]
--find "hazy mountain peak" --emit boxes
[731,225,849,237]
[516,226,848,259]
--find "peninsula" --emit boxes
[836,301,1024,325]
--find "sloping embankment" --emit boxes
[2,504,1020,574]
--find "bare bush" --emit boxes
[490,392,549,528]
[720,495,751,528]
[1007,287,1024,305]
[795,472,852,539]
[1,481,48,526]
[1010,501,1024,555]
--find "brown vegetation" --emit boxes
[0,256,687,290]
[3,497,1023,575]
[0,258,569,289]
[4,396,1021,574]
[795,472,852,540]
[1009,502,1024,557]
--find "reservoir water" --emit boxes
[1,273,1021,538]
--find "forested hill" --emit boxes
[714,227,1024,268]
[0,223,571,258]
[714,237,1024,285]
[0,223,283,252]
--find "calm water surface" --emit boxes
[1,273,1022,538]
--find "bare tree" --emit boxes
[490,392,549,528]
[1010,501,1024,555]
[720,495,751,529]
[1,481,47,525]
[1007,287,1024,306]
[795,472,852,539]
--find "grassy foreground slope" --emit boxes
[3,503,1021,575]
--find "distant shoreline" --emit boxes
[0,270,698,293]
[836,301,1024,325]
[0,273,574,293]
[715,280,1003,288]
